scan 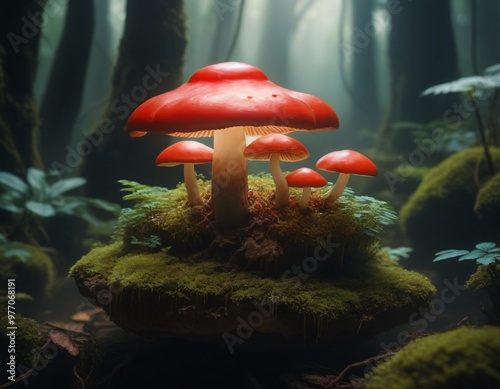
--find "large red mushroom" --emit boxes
[127,62,339,229]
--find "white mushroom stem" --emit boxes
[324,173,350,203]
[211,126,249,229]
[269,153,289,206]
[183,163,202,206]
[298,187,311,209]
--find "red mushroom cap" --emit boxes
[155,141,213,167]
[243,134,309,162]
[127,62,339,138]
[316,150,378,176]
[285,168,327,188]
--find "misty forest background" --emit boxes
[1,0,500,221]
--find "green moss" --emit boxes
[364,326,500,389]
[475,172,500,223]
[400,147,500,254]
[70,243,435,342]
[0,309,43,366]
[466,262,500,291]
[0,243,55,301]
[117,175,397,276]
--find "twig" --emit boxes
[324,351,397,388]
[469,92,496,175]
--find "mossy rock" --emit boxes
[400,147,500,256]
[475,172,500,224]
[0,243,55,302]
[71,175,434,348]
[0,308,43,367]
[364,326,500,389]
[115,175,398,278]
[70,242,434,349]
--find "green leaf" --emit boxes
[0,202,24,213]
[25,200,56,217]
[4,248,31,262]
[476,254,500,266]
[0,172,29,194]
[458,250,485,261]
[50,177,86,197]
[433,250,470,262]
[27,168,46,193]
[475,242,497,252]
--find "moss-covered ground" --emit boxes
[364,326,500,389]
[70,174,435,346]
[400,147,500,256]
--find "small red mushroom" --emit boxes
[156,141,213,206]
[316,150,378,203]
[127,62,339,228]
[285,168,327,209]
[244,134,309,206]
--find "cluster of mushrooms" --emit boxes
[127,62,378,230]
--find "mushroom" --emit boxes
[316,150,378,203]
[155,141,213,206]
[244,134,309,206]
[127,62,339,229]
[285,168,327,209]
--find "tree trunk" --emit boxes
[39,0,95,167]
[0,0,45,176]
[81,0,186,204]
[379,0,459,152]
[346,0,379,140]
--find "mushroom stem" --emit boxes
[184,163,202,206]
[269,153,289,206]
[211,126,249,229]
[299,187,311,209]
[325,173,351,203]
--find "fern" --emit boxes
[434,242,500,265]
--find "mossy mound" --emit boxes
[364,326,500,389]
[475,172,500,224]
[70,242,434,348]
[117,175,397,277]
[0,308,43,367]
[0,243,55,302]
[400,147,500,256]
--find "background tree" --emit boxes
[39,0,95,166]
[344,0,380,144]
[81,0,187,204]
[378,0,460,152]
[0,0,46,176]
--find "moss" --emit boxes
[117,175,396,277]
[466,262,500,291]
[70,243,435,344]
[0,243,55,301]
[364,326,500,389]
[475,172,500,223]
[0,308,43,366]
[400,147,500,255]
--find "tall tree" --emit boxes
[39,0,95,167]
[344,0,380,141]
[0,0,46,176]
[81,0,186,204]
[378,0,459,152]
